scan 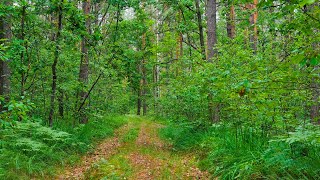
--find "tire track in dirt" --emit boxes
[127,121,210,180]
[58,116,210,179]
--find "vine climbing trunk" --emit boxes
[49,0,63,127]
[0,0,12,111]
[79,0,91,124]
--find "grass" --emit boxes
[120,127,140,143]
[159,120,320,179]
[0,115,128,179]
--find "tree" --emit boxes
[227,3,236,39]
[49,0,63,127]
[206,0,219,122]
[195,0,205,58]
[0,0,12,111]
[79,0,91,124]
[246,0,258,52]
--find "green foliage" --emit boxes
[0,115,127,179]
[160,121,320,179]
[0,98,34,127]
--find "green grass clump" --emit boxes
[84,156,133,180]
[0,115,127,179]
[160,121,320,179]
[159,121,207,151]
[120,127,139,143]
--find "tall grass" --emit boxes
[0,115,127,179]
[159,121,320,179]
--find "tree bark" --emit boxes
[79,0,91,124]
[310,76,319,124]
[0,0,12,110]
[20,6,26,97]
[49,0,63,127]
[227,5,236,39]
[137,84,142,115]
[247,0,258,53]
[206,0,217,61]
[58,89,64,117]
[206,0,219,122]
[195,0,205,58]
[142,33,147,116]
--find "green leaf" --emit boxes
[310,57,318,66]
[299,0,316,7]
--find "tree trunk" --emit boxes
[195,0,205,58]
[49,0,63,127]
[227,5,236,39]
[142,33,147,116]
[153,4,161,113]
[206,0,219,122]
[206,0,217,61]
[20,6,26,97]
[58,89,64,117]
[247,0,258,52]
[0,0,12,110]
[79,0,91,124]
[175,12,183,77]
[311,76,319,124]
[137,85,142,115]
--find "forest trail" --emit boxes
[58,115,209,180]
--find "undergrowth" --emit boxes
[159,120,320,179]
[0,115,127,179]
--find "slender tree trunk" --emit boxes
[195,0,205,58]
[0,0,12,110]
[206,0,219,122]
[49,0,63,127]
[175,11,183,77]
[206,0,217,61]
[142,33,147,116]
[153,4,161,113]
[79,0,91,124]
[58,89,64,117]
[227,4,236,39]
[137,85,142,115]
[247,0,258,52]
[311,76,319,124]
[20,6,26,97]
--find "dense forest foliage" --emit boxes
[0,0,319,179]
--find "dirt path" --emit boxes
[58,116,209,179]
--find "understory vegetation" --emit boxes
[160,120,320,179]
[0,0,319,179]
[0,114,126,179]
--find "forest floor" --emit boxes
[58,115,209,180]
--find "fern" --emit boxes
[14,138,46,152]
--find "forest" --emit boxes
[0,0,319,179]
